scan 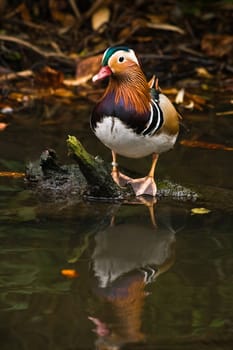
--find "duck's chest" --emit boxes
[90,93,170,158]
[91,92,151,134]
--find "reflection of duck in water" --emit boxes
[89,203,177,349]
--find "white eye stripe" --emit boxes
[108,49,139,67]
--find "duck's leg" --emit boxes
[128,153,159,197]
[111,150,133,187]
[138,196,157,227]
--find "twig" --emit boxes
[0,34,69,60]
[216,111,233,116]
[68,0,81,21]
[84,0,106,20]
[0,69,33,82]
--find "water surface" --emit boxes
[0,99,232,349]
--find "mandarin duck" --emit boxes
[91,46,180,196]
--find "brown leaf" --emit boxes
[52,88,75,98]
[118,18,147,41]
[180,139,233,151]
[201,34,233,57]
[49,0,75,26]
[185,92,207,106]
[0,171,25,177]
[34,66,64,87]
[8,92,25,102]
[76,54,102,83]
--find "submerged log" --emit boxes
[25,135,198,201]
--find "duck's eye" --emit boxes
[118,56,125,63]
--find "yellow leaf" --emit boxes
[53,88,75,97]
[191,207,211,215]
[92,7,110,32]
[196,67,213,79]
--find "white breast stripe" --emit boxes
[142,100,162,136]
[142,103,154,134]
[148,100,162,136]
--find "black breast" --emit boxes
[90,91,151,135]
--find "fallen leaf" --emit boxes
[191,207,211,215]
[49,0,75,27]
[91,6,110,32]
[147,22,185,34]
[0,106,13,114]
[216,111,233,117]
[0,171,25,177]
[175,88,185,104]
[63,74,93,86]
[147,14,185,34]
[61,269,79,278]
[162,88,178,95]
[52,88,75,98]
[17,2,31,21]
[8,92,25,102]
[180,139,233,151]
[201,34,233,57]
[75,54,102,84]
[185,92,207,106]
[0,122,8,131]
[34,66,64,87]
[196,67,213,79]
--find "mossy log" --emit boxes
[66,135,131,199]
[25,135,198,201]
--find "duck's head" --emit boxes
[92,46,140,82]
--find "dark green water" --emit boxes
[0,100,232,349]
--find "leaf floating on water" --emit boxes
[0,171,25,177]
[216,110,233,117]
[0,123,8,131]
[61,269,79,278]
[191,207,211,215]
[180,139,233,151]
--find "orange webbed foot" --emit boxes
[128,176,157,197]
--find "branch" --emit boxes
[0,34,71,61]
[0,69,33,82]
